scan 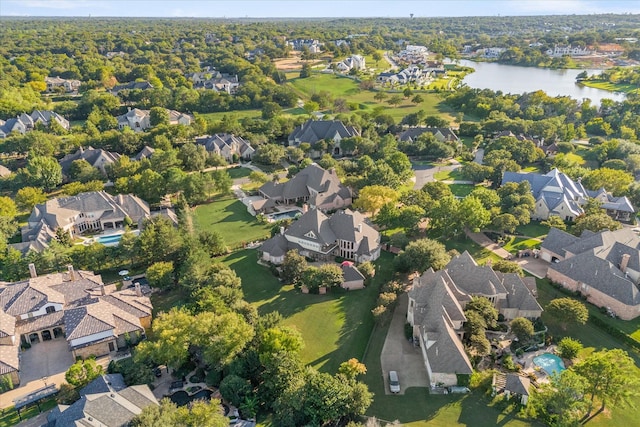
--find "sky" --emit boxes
[1,0,639,18]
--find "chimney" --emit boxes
[302,204,309,213]
[28,263,37,278]
[134,282,142,297]
[67,265,76,281]
[620,253,631,273]
[357,223,363,233]
[100,285,106,296]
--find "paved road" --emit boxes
[412,162,461,190]
[380,293,430,394]
[474,148,485,164]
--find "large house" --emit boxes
[17,191,173,253]
[546,45,591,57]
[502,169,635,222]
[110,81,153,95]
[407,251,542,387]
[58,146,122,177]
[335,55,366,72]
[377,66,431,86]
[394,45,430,64]
[0,265,152,385]
[541,227,640,320]
[399,127,460,144]
[287,38,322,53]
[195,133,255,162]
[288,119,360,156]
[116,108,192,132]
[47,373,158,426]
[186,70,240,94]
[45,76,81,93]
[0,110,70,138]
[255,164,352,214]
[260,208,381,265]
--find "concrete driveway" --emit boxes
[19,338,74,384]
[380,293,429,395]
[412,162,460,190]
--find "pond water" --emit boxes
[169,389,213,406]
[458,59,626,105]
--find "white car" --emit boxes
[389,370,400,393]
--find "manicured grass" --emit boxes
[193,197,272,249]
[563,151,587,166]
[287,73,455,121]
[150,287,191,316]
[449,184,475,197]
[444,236,501,265]
[521,165,543,173]
[502,236,542,254]
[197,110,262,124]
[0,398,57,427]
[580,79,640,94]
[226,166,251,179]
[223,249,396,373]
[514,221,550,238]
[434,168,463,181]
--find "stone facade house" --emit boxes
[541,227,640,320]
[58,146,122,177]
[116,108,192,132]
[288,120,360,157]
[196,133,255,162]
[399,127,460,144]
[260,208,381,265]
[255,164,351,214]
[0,110,70,138]
[502,169,635,222]
[45,76,81,93]
[0,266,153,385]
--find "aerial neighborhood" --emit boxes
[1,8,640,427]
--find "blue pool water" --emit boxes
[268,210,301,221]
[169,389,212,406]
[533,353,566,375]
[96,234,124,244]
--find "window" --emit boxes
[305,231,317,239]
[46,306,56,314]
[108,342,115,352]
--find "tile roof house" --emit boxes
[398,127,460,144]
[115,108,192,132]
[260,208,381,265]
[335,55,366,72]
[110,81,153,95]
[0,110,70,138]
[45,76,81,93]
[47,373,158,426]
[186,70,240,94]
[17,191,158,253]
[255,164,352,214]
[0,265,152,385]
[288,120,360,157]
[133,145,156,161]
[502,168,635,222]
[341,263,366,290]
[407,252,542,387]
[58,146,122,177]
[541,227,640,320]
[493,373,531,405]
[196,133,255,162]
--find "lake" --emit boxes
[458,59,626,105]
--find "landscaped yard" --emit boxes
[223,249,396,373]
[287,73,455,121]
[514,221,550,239]
[0,398,57,427]
[444,236,501,265]
[502,236,542,254]
[434,168,463,181]
[449,184,476,197]
[226,166,251,179]
[193,197,272,249]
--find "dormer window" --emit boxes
[305,231,317,239]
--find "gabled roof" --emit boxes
[64,299,144,343]
[0,310,15,337]
[0,342,19,374]
[540,227,579,257]
[505,373,531,396]
[288,119,360,144]
[342,264,365,282]
[445,251,507,297]
[285,208,336,246]
[134,145,155,161]
[59,146,121,174]
[399,127,459,142]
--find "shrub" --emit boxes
[377,292,397,307]
[557,337,582,360]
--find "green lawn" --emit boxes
[226,166,251,179]
[223,250,396,373]
[0,398,57,427]
[502,236,542,254]
[444,236,501,265]
[287,73,455,121]
[514,221,550,239]
[434,168,463,181]
[193,197,272,249]
[197,110,263,124]
[449,184,475,197]
[580,80,640,95]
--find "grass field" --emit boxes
[193,197,272,248]
[444,235,501,265]
[502,236,542,254]
[223,250,396,373]
[226,166,251,179]
[579,80,640,95]
[434,168,463,181]
[449,184,475,197]
[287,73,455,122]
[0,398,57,427]
[514,222,550,238]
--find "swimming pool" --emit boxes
[96,234,124,244]
[268,210,301,221]
[533,353,566,375]
[169,389,212,406]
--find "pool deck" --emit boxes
[518,346,561,382]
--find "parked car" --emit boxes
[389,370,400,393]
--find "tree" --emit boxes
[282,250,308,286]
[135,308,194,371]
[457,195,491,233]
[253,143,286,165]
[131,169,166,204]
[373,91,387,103]
[68,159,102,183]
[411,94,424,104]
[199,230,228,256]
[582,168,633,196]
[557,337,583,360]
[353,185,398,215]
[546,298,588,329]
[573,349,639,413]
[530,370,588,427]
[395,238,450,273]
[65,358,103,388]
[465,297,498,329]
[258,326,304,356]
[573,212,621,235]
[303,101,320,114]
[248,171,269,186]
[219,374,252,408]
[149,107,170,127]
[146,261,174,289]
[15,187,47,212]
[0,196,18,219]
[492,259,523,276]
[460,162,491,183]
[300,63,312,78]
[387,95,403,106]
[23,156,63,191]
[191,311,254,369]
[338,358,367,380]
[491,213,519,235]
[510,317,534,343]
[178,143,207,171]
[541,215,567,231]
[133,398,228,427]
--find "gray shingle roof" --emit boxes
[80,374,127,397]
[58,146,121,174]
[288,119,360,145]
[398,127,459,142]
[540,227,580,257]
[505,373,531,396]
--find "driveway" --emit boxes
[412,162,460,190]
[380,293,429,395]
[19,338,74,384]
